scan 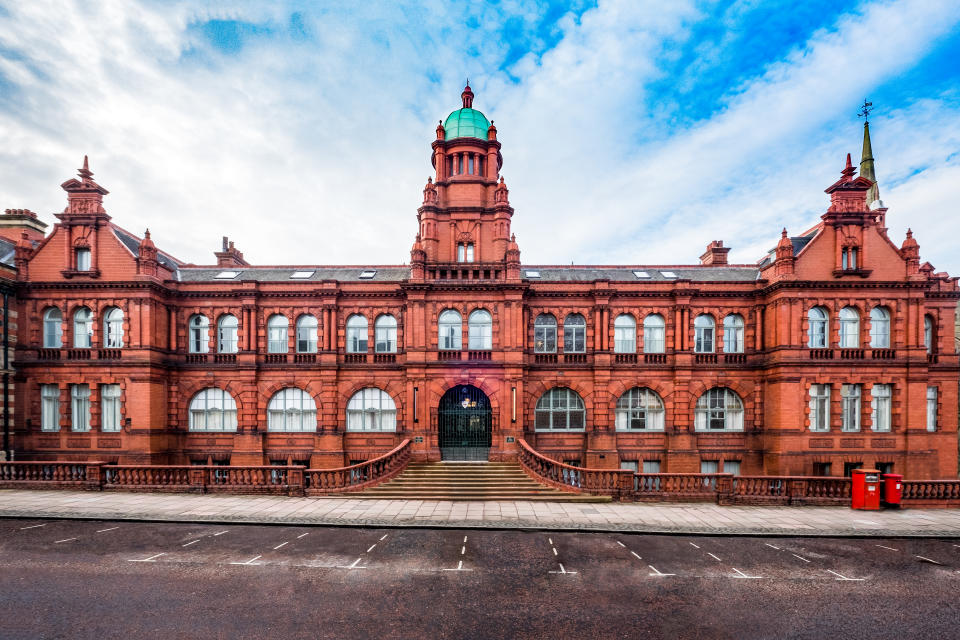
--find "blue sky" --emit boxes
[1,0,959,273]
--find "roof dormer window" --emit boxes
[842,247,858,270]
[76,248,91,271]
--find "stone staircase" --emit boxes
[353,461,611,502]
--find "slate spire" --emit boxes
[858,101,880,207]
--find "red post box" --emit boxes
[851,469,881,510]
[881,473,903,508]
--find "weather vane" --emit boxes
[858,100,873,124]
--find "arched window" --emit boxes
[468,310,492,350]
[839,307,859,348]
[808,307,828,348]
[103,307,124,348]
[534,314,557,353]
[346,388,396,431]
[375,314,397,353]
[267,388,317,432]
[217,315,238,353]
[73,307,93,348]
[643,314,665,353]
[188,388,237,431]
[694,387,744,431]
[267,315,289,353]
[869,307,890,349]
[534,387,585,430]
[613,315,636,353]
[563,314,586,353]
[924,315,935,354]
[188,315,209,354]
[615,387,664,430]
[694,315,714,353]
[43,307,63,348]
[296,315,318,353]
[723,314,744,353]
[438,310,462,351]
[346,314,368,353]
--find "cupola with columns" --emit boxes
[414,83,515,272]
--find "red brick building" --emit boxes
[9,85,959,478]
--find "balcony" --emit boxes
[614,353,638,364]
[840,348,865,360]
[66,349,92,360]
[344,353,368,364]
[467,350,491,361]
[724,353,746,365]
[98,349,122,360]
[870,349,896,360]
[644,353,667,364]
[264,354,288,364]
[809,349,833,360]
[438,350,462,361]
[373,353,397,364]
[214,353,237,364]
[694,353,718,364]
[533,353,558,364]
[185,354,208,364]
[294,353,317,364]
[563,353,588,364]
[37,349,61,360]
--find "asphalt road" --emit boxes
[0,518,957,639]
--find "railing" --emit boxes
[927,353,939,364]
[343,353,367,364]
[533,353,558,364]
[437,350,461,361]
[724,353,746,364]
[0,461,100,489]
[186,354,208,364]
[374,353,397,363]
[104,465,193,490]
[563,353,587,364]
[37,348,62,360]
[634,473,729,501]
[902,480,960,506]
[809,349,833,360]
[613,353,637,364]
[98,349,122,360]
[721,476,849,505]
[214,353,237,364]
[264,354,288,364]
[644,353,667,364]
[840,348,865,360]
[307,439,411,495]
[870,349,896,360]
[294,353,317,364]
[67,349,92,360]
[694,353,718,364]
[517,439,630,496]
[467,350,491,361]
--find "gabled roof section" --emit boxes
[757,227,819,268]
[112,226,181,273]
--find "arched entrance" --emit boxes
[438,385,492,461]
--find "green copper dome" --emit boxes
[444,108,490,141]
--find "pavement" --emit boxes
[2,489,960,536]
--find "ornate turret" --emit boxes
[901,228,921,276]
[773,228,796,278]
[137,228,159,276]
[823,154,873,216]
[506,233,521,280]
[60,156,110,218]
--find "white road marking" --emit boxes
[689,542,700,549]
[791,553,811,563]
[552,547,558,556]
[441,560,474,572]
[336,557,367,570]
[461,546,466,555]
[19,524,46,530]
[379,534,388,541]
[549,563,578,575]
[916,555,943,565]
[732,568,762,579]
[274,542,289,551]
[213,531,228,536]
[95,527,119,533]
[764,543,780,550]
[53,538,77,544]
[229,555,262,566]
[297,533,310,539]
[648,565,675,577]
[463,536,468,543]
[707,553,722,562]
[616,541,625,548]
[826,569,865,581]
[952,544,960,549]
[182,540,200,547]
[128,552,166,562]
[630,551,642,560]
[458,559,463,570]
[875,545,899,551]
[366,544,377,553]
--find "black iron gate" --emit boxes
[438,385,492,461]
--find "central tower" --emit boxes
[412,84,516,271]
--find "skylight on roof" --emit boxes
[214,271,241,279]
[290,270,315,279]
[524,270,541,278]
[633,271,650,278]
[660,271,678,278]
[358,270,377,279]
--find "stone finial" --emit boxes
[461,82,474,109]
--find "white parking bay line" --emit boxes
[53,538,77,544]
[764,543,780,550]
[791,553,811,563]
[95,527,119,533]
[274,542,289,551]
[182,540,200,547]
[689,542,700,549]
[230,555,262,566]
[552,547,558,556]
[876,545,899,551]
[463,536,468,543]
[916,555,944,566]
[297,533,310,539]
[548,563,578,575]
[707,553,722,562]
[379,534,388,541]
[826,569,865,581]
[442,560,473,572]
[213,531,228,537]
[630,551,642,560]
[732,568,762,579]
[20,524,46,530]
[616,541,625,548]
[336,557,367,570]
[648,565,675,577]
[366,544,377,553]
[128,553,166,562]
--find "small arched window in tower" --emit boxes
[104,307,124,348]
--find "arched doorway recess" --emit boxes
[438,385,492,461]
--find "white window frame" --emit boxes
[188,388,238,432]
[723,314,744,353]
[613,314,636,353]
[534,387,586,431]
[100,384,122,432]
[346,315,368,353]
[809,384,831,432]
[41,384,60,431]
[808,307,828,348]
[217,314,239,354]
[375,314,397,353]
[841,384,861,432]
[345,388,397,432]
[103,307,124,349]
[43,307,63,348]
[438,310,462,351]
[926,386,937,432]
[643,314,665,353]
[467,310,492,350]
[870,384,891,432]
[296,315,318,353]
[267,388,317,432]
[869,307,890,348]
[76,247,91,271]
[839,307,859,348]
[694,315,714,353]
[188,315,210,354]
[694,388,744,431]
[267,315,289,353]
[563,314,586,353]
[723,460,741,476]
[642,460,661,474]
[615,387,665,431]
[534,314,557,353]
[71,384,90,432]
[73,307,93,348]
